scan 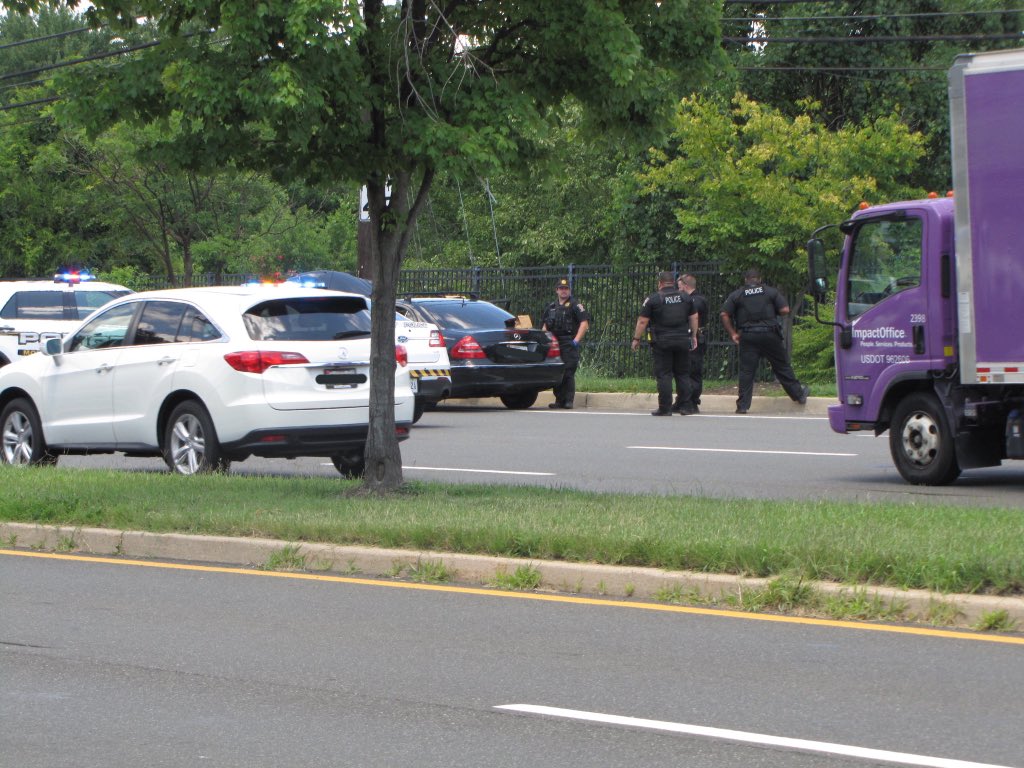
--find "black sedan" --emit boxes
[395,296,564,409]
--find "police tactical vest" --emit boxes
[650,289,691,347]
[734,285,776,328]
[544,300,576,338]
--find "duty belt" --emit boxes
[740,325,773,333]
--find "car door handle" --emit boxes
[0,325,13,332]
[96,363,113,374]
[157,356,177,366]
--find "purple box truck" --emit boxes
[806,49,1024,485]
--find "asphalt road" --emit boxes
[60,399,1024,507]
[3,551,1023,768]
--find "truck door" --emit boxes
[838,210,946,422]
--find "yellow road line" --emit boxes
[4,548,1024,646]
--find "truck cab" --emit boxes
[823,198,957,432]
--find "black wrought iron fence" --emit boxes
[143,263,755,379]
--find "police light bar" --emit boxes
[286,277,327,289]
[53,267,96,284]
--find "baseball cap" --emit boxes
[556,278,570,289]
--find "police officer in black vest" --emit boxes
[720,268,809,414]
[542,277,590,409]
[676,273,708,414]
[631,271,699,416]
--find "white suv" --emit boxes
[0,270,131,367]
[0,284,414,476]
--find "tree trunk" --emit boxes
[361,179,404,493]
[359,168,434,493]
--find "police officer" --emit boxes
[720,268,810,414]
[675,273,708,414]
[631,271,699,416]
[542,277,590,409]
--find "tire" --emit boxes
[499,390,539,410]
[1,398,57,467]
[889,391,961,485]
[331,450,366,478]
[412,397,425,424]
[163,401,228,475]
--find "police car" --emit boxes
[0,268,132,368]
[286,271,452,423]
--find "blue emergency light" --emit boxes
[53,267,96,284]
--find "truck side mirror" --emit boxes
[806,238,829,301]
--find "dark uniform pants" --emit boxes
[553,337,580,406]
[681,339,704,408]
[736,330,803,410]
[652,343,691,413]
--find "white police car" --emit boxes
[0,268,131,368]
[285,271,452,423]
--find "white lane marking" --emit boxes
[402,466,555,476]
[494,705,1012,768]
[629,446,857,457]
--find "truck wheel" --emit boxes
[1,398,57,467]
[499,391,539,410]
[889,392,961,485]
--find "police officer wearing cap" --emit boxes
[631,271,699,416]
[542,277,590,409]
[720,268,809,414]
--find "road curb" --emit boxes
[5,522,1021,631]
[451,390,832,416]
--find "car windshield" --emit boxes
[416,301,513,331]
[74,290,132,319]
[243,296,372,341]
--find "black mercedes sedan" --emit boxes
[395,295,565,409]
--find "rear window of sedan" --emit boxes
[413,300,514,330]
[243,296,372,341]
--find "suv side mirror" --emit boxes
[806,238,829,301]
[43,337,63,356]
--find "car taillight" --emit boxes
[451,335,486,359]
[429,329,445,347]
[224,351,309,374]
[396,344,408,367]
[546,332,561,358]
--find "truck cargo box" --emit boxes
[948,49,1024,385]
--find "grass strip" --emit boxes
[2,467,1021,597]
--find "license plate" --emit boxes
[317,367,363,389]
[410,378,418,393]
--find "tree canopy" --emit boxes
[637,92,926,301]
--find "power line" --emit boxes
[723,0,865,4]
[0,38,161,82]
[724,33,1024,44]
[0,26,94,51]
[0,93,59,111]
[736,65,947,72]
[723,10,1022,23]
